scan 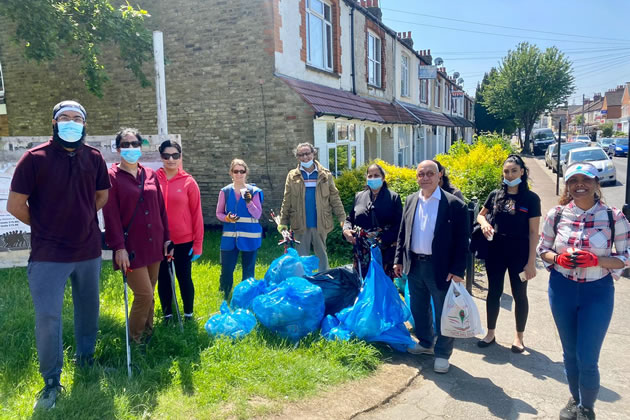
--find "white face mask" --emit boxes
[300,159,314,169]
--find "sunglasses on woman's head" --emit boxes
[161,152,181,160]
[232,170,246,174]
[119,141,142,148]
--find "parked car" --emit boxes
[562,147,616,185]
[608,138,629,157]
[532,128,556,155]
[545,144,557,168]
[569,135,591,144]
[549,142,585,174]
[597,137,616,154]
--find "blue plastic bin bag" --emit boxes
[264,248,319,288]
[320,314,353,341]
[231,278,267,310]
[305,265,361,315]
[404,279,436,333]
[335,247,413,351]
[253,277,325,341]
[393,273,407,294]
[367,322,414,352]
[205,301,257,339]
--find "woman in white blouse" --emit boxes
[537,162,630,420]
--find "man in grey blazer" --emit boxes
[394,160,469,373]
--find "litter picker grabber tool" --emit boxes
[269,209,300,254]
[122,266,133,378]
[167,257,184,332]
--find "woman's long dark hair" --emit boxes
[501,154,529,194]
[433,160,455,193]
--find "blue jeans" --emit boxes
[407,259,454,359]
[220,248,257,300]
[548,269,614,409]
[27,257,102,382]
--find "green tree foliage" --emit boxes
[474,68,517,135]
[0,0,153,97]
[601,122,613,137]
[482,42,575,154]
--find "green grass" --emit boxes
[0,230,381,419]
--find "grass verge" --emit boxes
[0,230,381,419]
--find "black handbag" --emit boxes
[102,170,145,250]
[469,191,498,260]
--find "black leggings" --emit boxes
[485,252,529,332]
[157,241,195,316]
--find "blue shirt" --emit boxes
[301,168,318,228]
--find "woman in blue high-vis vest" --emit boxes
[215,159,263,300]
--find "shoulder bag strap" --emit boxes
[607,208,615,250]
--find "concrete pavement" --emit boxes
[354,156,630,420]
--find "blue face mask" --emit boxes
[503,177,522,187]
[300,159,314,169]
[120,148,142,164]
[367,178,383,190]
[56,121,84,142]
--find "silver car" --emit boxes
[549,142,585,175]
[562,147,616,185]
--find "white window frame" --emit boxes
[444,85,450,111]
[401,55,409,97]
[326,122,358,175]
[306,0,333,71]
[368,32,382,88]
[434,81,441,109]
[397,126,411,167]
[419,78,428,104]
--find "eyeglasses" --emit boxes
[417,171,437,178]
[296,152,312,158]
[161,152,181,160]
[57,115,85,124]
[232,169,246,174]
[119,141,142,149]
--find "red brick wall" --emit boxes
[270,0,283,54]
[365,19,386,89]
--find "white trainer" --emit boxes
[407,342,434,355]
[433,357,450,373]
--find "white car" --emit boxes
[562,147,616,185]
[571,135,591,144]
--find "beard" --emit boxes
[52,123,86,149]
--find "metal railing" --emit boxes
[465,197,479,293]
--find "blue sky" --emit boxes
[379,0,630,104]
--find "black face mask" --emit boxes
[52,123,86,150]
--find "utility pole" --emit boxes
[581,94,585,135]
[624,117,630,220]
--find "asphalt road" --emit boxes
[537,152,629,210]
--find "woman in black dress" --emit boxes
[342,163,403,278]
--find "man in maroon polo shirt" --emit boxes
[7,100,110,411]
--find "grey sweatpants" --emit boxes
[27,257,101,381]
[295,227,329,272]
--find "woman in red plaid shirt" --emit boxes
[537,161,630,420]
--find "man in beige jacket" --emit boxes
[279,143,346,271]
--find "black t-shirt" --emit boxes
[484,188,541,239]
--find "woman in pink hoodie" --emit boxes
[156,140,204,323]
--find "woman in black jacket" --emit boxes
[343,163,403,278]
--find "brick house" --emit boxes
[601,85,624,127]
[0,0,474,225]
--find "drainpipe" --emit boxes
[350,6,356,94]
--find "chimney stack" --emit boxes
[365,0,382,20]
[419,48,432,65]
[398,31,413,49]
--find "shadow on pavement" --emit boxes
[417,359,537,418]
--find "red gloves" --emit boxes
[571,250,599,268]
[555,253,577,269]
[554,250,599,269]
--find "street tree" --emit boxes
[482,42,575,153]
[601,122,614,138]
[475,68,517,135]
[0,0,153,97]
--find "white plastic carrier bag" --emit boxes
[440,281,485,338]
